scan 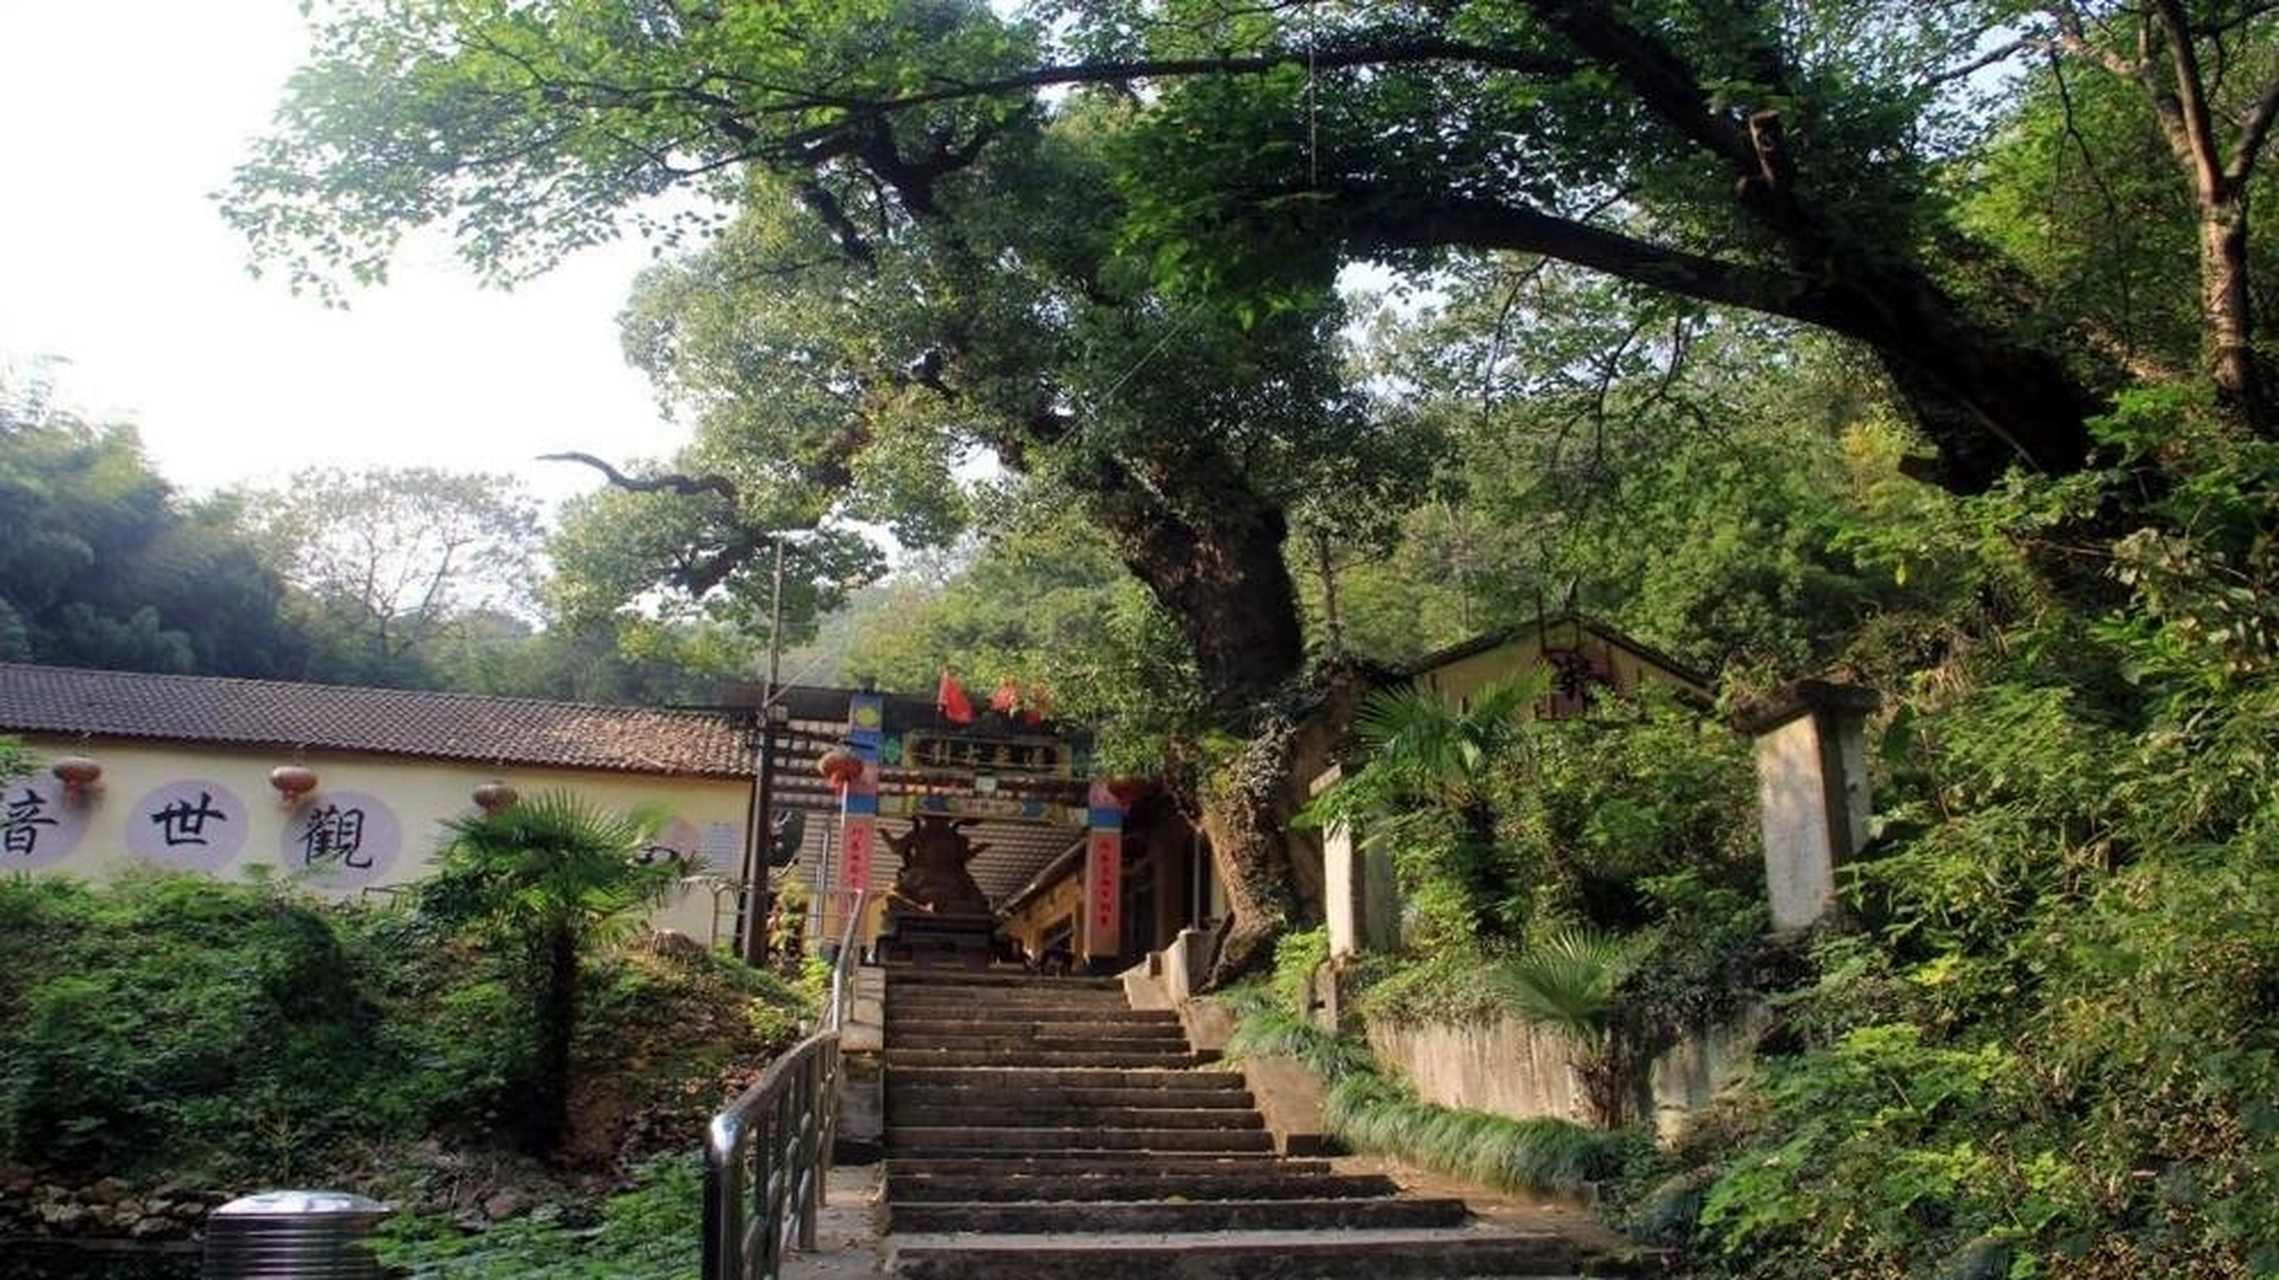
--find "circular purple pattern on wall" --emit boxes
[126,780,250,872]
[1,775,93,870]
[281,790,402,890]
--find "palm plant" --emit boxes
[421,791,677,1154]
[1498,927,1646,1128]
[1310,674,1547,939]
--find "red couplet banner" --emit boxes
[1086,829,1121,944]
[841,816,875,891]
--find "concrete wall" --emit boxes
[1369,1007,1766,1143]
[6,733,750,941]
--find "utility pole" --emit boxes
[741,534,791,966]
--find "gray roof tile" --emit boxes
[0,663,751,777]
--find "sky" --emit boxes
[0,4,676,512]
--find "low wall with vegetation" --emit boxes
[1368,1007,1763,1141]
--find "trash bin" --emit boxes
[201,1190,389,1279]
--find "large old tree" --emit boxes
[228,0,2272,978]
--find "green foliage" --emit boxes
[1495,927,1639,1045]
[841,499,1206,769]
[375,1153,702,1280]
[1325,1070,1638,1197]
[0,874,470,1181]
[1351,943,1513,1029]
[1222,974,1632,1195]
[0,871,809,1187]
[1695,1024,2023,1271]
[0,394,311,678]
[1222,1005,1376,1084]
[1645,419,2279,1278]
[422,792,679,1154]
[1266,925,1330,1019]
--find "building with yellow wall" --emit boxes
[0,663,757,942]
[1409,612,1711,714]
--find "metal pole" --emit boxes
[745,714,779,966]
[742,533,789,967]
[768,533,786,693]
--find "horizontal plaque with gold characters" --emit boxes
[900,731,1072,778]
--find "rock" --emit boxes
[144,1197,177,1217]
[482,1188,532,1221]
[1938,1235,2015,1280]
[130,1214,177,1240]
[89,1176,129,1203]
[645,928,708,964]
[37,1201,89,1231]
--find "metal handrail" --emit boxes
[703,890,867,1280]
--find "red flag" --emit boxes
[989,678,1022,715]
[936,670,974,723]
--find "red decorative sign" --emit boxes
[1086,829,1122,944]
[840,816,875,891]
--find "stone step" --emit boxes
[886,1000,1140,1020]
[888,1011,1185,1030]
[887,988,1133,1003]
[886,1066,1245,1091]
[885,972,1123,993]
[887,1030,1192,1053]
[883,1047,1215,1070]
[893,1085,1256,1111]
[888,1195,1472,1235]
[886,1168,1401,1203]
[886,1227,1618,1280]
[891,1104,1265,1131]
[886,1009,1181,1029]
[888,1125,1275,1155]
[886,1152,1307,1177]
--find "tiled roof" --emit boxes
[0,663,751,777]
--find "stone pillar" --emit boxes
[1736,680,1879,931]
[1313,765,1400,959]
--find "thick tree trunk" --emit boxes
[1199,739,1304,987]
[1102,474,1306,715]
[1080,445,1315,984]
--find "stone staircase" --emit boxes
[878,968,1632,1279]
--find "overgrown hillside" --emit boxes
[0,870,810,1256]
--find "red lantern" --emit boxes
[269,764,319,805]
[49,755,101,799]
[473,779,519,814]
[816,747,864,791]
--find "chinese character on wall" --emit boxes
[296,803,371,869]
[151,791,228,847]
[3,786,58,858]
[1,779,89,870]
[127,781,249,872]
[282,790,401,888]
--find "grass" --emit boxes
[1221,997,1637,1196]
